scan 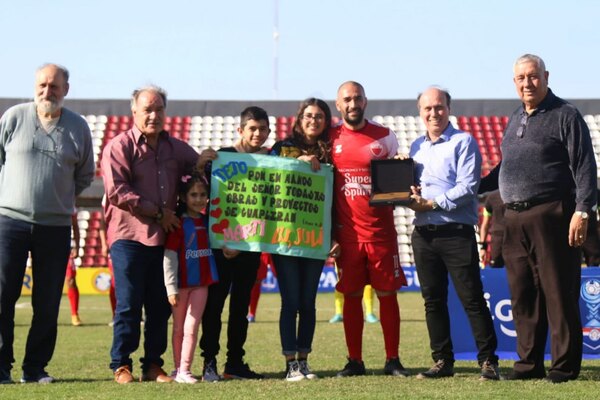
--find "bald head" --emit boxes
[418,86,451,139]
[336,81,368,129]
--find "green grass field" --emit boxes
[2,292,600,399]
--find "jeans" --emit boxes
[109,240,171,372]
[200,250,260,364]
[411,227,498,365]
[0,215,70,375]
[272,254,324,356]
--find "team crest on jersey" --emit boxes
[335,144,343,154]
[369,142,384,158]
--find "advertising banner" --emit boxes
[449,268,600,359]
[21,266,112,295]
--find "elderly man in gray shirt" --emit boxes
[0,63,94,384]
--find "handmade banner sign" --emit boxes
[209,152,333,260]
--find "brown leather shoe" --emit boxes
[114,366,134,384]
[140,364,173,383]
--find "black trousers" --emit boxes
[0,215,71,375]
[412,225,498,365]
[199,250,261,365]
[503,200,582,380]
[489,233,505,268]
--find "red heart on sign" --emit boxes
[211,219,229,234]
[211,197,220,206]
[210,208,222,219]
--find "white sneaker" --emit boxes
[285,360,305,382]
[175,371,198,384]
[298,359,318,379]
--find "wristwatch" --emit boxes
[431,201,440,211]
[575,211,589,220]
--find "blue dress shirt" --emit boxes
[409,124,481,226]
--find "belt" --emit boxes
[505,198,551,212]
[415,223,471,232]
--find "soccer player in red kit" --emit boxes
[331,81,408,377]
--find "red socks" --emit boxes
[248,282,261,317]
[378,293,400,359]
[343,295,364,361]
[68,285,79,316]
[109,285,116,317]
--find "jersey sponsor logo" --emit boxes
[369,142,385,158]
[340,172,371,200]
[185,248,213,259]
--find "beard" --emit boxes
[343,108,365,127]
[35,96,63,115]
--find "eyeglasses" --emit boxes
[302,113,325,121]
[516,114,527,138]
[33,126,58,155]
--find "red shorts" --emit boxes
[65,258,76,279]
[335,240,407,294]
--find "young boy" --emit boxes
[198,106,271,381]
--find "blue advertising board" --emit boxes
[449,267,600,360]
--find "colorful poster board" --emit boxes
[209,152,333,260]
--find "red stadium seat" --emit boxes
[82,256,95,267]
[95,256,108,266]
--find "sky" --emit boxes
[1,0,599,101]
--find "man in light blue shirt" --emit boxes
[406,86,499,381]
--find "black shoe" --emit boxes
[336,358,366,377]
[503,369,546,380]
[20,370,55,384]
[416,359,454,379]
[544,371,570,384]
[202,358,221,382]
[223,362,264,380]
[384,358,409,377]
[479,360,500,381]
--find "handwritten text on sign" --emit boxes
[209,152,333,260]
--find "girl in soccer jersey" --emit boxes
[163,173,218,383]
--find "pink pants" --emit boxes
[171,286,208,373]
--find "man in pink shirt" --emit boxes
[102,85,202,384]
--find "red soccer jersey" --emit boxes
[331,121,399,243]
[164,216,218,288]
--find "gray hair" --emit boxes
[514,54,546,74]
[417,85,452,109]
[131,85,168,108]
[36,63,69,82]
